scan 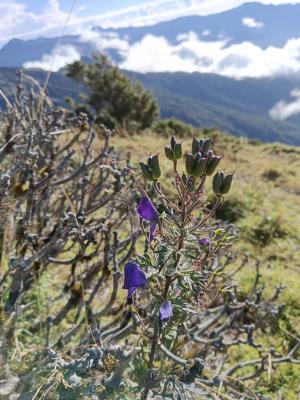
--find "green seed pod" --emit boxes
[165,145,175,161]
[221,174,234,194]
[212,172,222,196]
[186,153,195,176]
[206,156,221,176]
[194,157,207,177]
[171,135,177,151]
[148,154,161,179]
[192,138,200,155]
[202,139,211,155]
[173,143,182,160]
[140,162,154,181]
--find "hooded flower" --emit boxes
[197,237,211,246]
[159,301,173,321]
[123,262,147,299]
[137,197,159,241]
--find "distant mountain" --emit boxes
[126,71,300,145]
[1,67,299,146]
[0,68,84,108]
[0,36,93,68]
[1,2,300,68]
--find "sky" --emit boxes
[2,0,300,119]
[1,0,300,46]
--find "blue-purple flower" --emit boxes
[123,262,147,299]
[197,237,211,246]
[159,301,173,321]
[137,197,159,241]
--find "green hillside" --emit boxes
[126,71,300,146]
[2,67,300,146]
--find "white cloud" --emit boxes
[202,30,211,37]
[23,45,81,71]
[121,34,202,73]
[242,17,264,28]
[0,0,76,46]
[119,33,300,79]
[79,29,129,55]
[269,88,300,120]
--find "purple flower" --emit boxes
[197,237,211,246]
[159,301,173,321]
[137,197,159,241]
[137,197,159,222]
[123,262,147,299]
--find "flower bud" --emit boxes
[192,138,203,155]
[186,152,208,177]
[147,154,161,179]
[173,143,182,160]
[165,136,182,161]
[194,157,207,177]
[186,153,195,176]
[206,156,221,176]
[212,172,222,195]
[212,171,234,195]
[171,135,177,151]
[165,145,175,161]
[221,174,234,194]
[201,139,211,156]
[192,138,211,155]
[139,162,155,181]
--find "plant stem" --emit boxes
[141,322,160,400]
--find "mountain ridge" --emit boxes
[1,66,299,146]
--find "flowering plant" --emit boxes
[126,136,235,399]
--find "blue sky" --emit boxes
[24,0,148,15]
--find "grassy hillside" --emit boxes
[109,128,300,398]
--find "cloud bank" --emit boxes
[119,33,300,79]
[269,88,300,120]
[23,45,81,72]
[22,28,300,80]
